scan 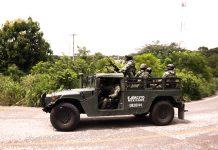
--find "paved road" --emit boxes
[0,93,218,150]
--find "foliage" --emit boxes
[0,75,24,106]
[95,57,111,73]
[139,41,186,62]
[168,51,212,80]
[134,53,164,77]
[74,47,102,75]
[207,54,218,77]
[0,17,52,73]
[177,70,216,101]
[139,43,216,101]
[5,64,24,81]
[21,74,56,106]
[31,57,79,90]
[199,47,218,77]
[95,57,123,73]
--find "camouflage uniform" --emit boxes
[162,70,176,78]
[120,56,136,78]
[146,67,152,78]
[101,85,121,109]
[162,64,177,88]
[136,64,150,78]
[162,64,176,78]
[135,64,149,88]
[136,70,149,78]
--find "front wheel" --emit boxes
[150,101,174,126]
[50,103,80,131]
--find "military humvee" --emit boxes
[41,73,186,131]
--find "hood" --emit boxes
[47,88,95,97]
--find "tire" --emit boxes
[50,103,80,131]
[150,101,174,126]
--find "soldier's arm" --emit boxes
[109,85,121,98]
[143,72,149,78]
[120,61,132,73]
[162,72,169,78]
[135,71,141,77]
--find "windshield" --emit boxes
[83,75,96,88]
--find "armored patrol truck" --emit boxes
[41,73,185,131]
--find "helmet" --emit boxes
[147,67,152,73]
[167,64,174,70]
[125,55,133,61]
[140,63,147,70]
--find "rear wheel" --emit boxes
[50,103,80,131]
[150,101,174,126]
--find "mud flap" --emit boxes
[178,104,185,120]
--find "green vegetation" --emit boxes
[0,18,218,106]
[0,17,52,73]
[137,42,218,101]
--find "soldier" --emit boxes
[120,55,136,78]
[101,84,121,109]
[135,63,149,88]
[147,67,152,78]
[146,67,153,88]
[162,64,177,88]
[162,64,176,78]
[136,63,149,78]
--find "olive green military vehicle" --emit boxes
[41,73,186,131]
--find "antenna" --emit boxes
[69,34,77,61]
[179,0,187,48]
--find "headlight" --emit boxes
[51,95,61,102]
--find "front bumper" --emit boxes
[40,93,52,113]
[40,93,46,107]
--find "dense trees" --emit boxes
[0,17,52,73]
[199,47,218,77]
[137,43,217,100]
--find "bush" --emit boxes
[134,53,164,77]
[177,70,217,101]
[22,58,79,106]
[0,75,24,105]
[21,74,56,106]
[169,51,213,81]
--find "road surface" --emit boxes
[0,93,218,150]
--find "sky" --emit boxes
[0,0,218,56]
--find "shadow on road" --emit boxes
[78,116,151,131]
[172,118,191,125]
[77,116,191,131]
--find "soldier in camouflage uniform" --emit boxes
[135,64,149,88]
[162,64,177,88]
[120,55,136,78]
[101,84,121,109]
[162,64,176,78]
[135,63,149,78]
[146,67,152,78]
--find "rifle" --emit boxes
[106,57,120,72]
